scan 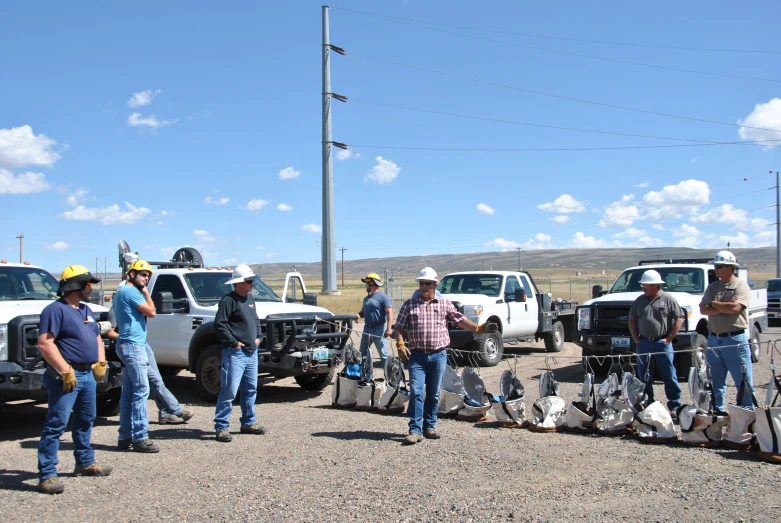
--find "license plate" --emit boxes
[611,337,631,348]
[312,347,329,360]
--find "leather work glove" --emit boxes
[62,367,77,393]
[92,361,107,381]
[97,321,112,336]
[397,342,410,362]
[476,322,499,334]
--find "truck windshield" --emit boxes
[767,280,781,292]
[439,274,502,297]
[184,273,282,305]
[609,268,705,294]
[0,266,59,301]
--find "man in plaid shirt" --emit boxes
[394,267,497,445]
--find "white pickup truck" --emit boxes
[574,258,768,377]
[438,270,577,366]
[120,243,355,402]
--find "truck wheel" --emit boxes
[171,247,203,268]
[474,333,503,367]
[544,321,565,352]
[676,334,707,381]
[96,389,121,417]
[750,325,761,364]
[196,345,222,403]
[295,368,336,391]
[157,365,182,377]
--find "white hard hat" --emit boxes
[415,266,439,283]
[712,250,738,266]
[225,264,257,285]
[639,270,665,285]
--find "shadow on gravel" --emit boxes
[163,375,328,407]
[311,430,404,442]
[713,449,764,463]
[149,427,208,441]
[0,469,39,492]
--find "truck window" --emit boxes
[153,275,187,300]
[439,274,502,296]
[767,279,781,292]
[610,268,707,294]
[0,267,59,300]
[518,275,533,297]
[284,277,303,303]
[504,276,522,295]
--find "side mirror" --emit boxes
[154,291,174,314]
[517,290,527,302]
[303,292,317,306]
[592,285,603,299]
[505,292,516,303]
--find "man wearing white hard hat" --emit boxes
[699,250,754,412]
[628,269,683,413]
[213,264,266,442]
[394,267,497,445]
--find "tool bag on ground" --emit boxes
[677,365,728,447]
[529,370,567,432]
[566,371,599,433]
[491,369,526,428]
[438,364,466,418]
[356,378,387,411]
[754,357,781,463]
[456,367,492,422]
[723,364,759,450]
[594,372,634,435]
[331,344,362,408]
[623,372,677,443]
[377,356,410,414]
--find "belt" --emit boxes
[69,363,94,371]
[639,335,666,342]
[411,347,447,354]
[711,329,745,338]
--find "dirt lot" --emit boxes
[1,327,780,522]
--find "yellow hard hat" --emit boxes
[58,265,100,296]
[361,272,383,287]
[127,259,153,276]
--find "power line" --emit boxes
[332,7,781,55]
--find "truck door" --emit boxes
[503,276,526,336]
[282,273,306,303]
[515,275,540,336]
[147,275,193,367]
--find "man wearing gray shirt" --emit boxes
[628,269,683,412]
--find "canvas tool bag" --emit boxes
[438,365,466,418]
[456,367,491,422]
[529,371,566,432]
[632,401,677,444]
[755,361,781,463]
[677,405,729,447]
[377,356,410,414]
[492,369,527,428]
[723,366,759,450]
[594,373,634,435]
[331,364,361,408]
[355,378,387,411]
[566,372,598,433]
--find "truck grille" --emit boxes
[593,303,633,336]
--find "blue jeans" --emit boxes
[214,347,258,432]
[145,344,183,418]
[706,332,753,410]
[636,339,682,411]
[38,369,96,481]
[359,324,388,380]
[407,350,447,435]
[117,340,151,442]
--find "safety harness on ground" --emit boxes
[491,368,527,428]
[529,365,567,433]
[677,364,729,447]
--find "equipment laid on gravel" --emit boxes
[491,369,527,428]
[529,370,566,432]
[456,367,492,422]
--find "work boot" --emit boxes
[74,462,113,477]
[158,413,186,424]
[423,430,441,440]
[38,476,65,495]
[216,429,233,442]
[240,424,267,435]
[117,438,132,450]
[132,438,160,453]
[403,433,423,445]
[178,409,195,422]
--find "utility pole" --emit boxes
[515,247,521,271]
[774,170,780,278]
[339,247,347,287]
[320,5,339,295]
[16,233,23,263]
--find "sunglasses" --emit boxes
[714,264,730,270]
[419,281,437,287]
[138,272,152,278]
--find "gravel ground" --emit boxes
[2,327,780,522]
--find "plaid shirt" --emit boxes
[395,294,466,351]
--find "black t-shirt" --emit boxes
[214,291,263,349]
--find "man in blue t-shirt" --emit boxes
[36,265,113,495]
[114,260,160,453]
[356,273,393,380]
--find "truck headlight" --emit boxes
[0,324,7,362]
[463,305,483,324]
[681,305,692,319]
[577,308,591,331]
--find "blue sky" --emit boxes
[1,1,780,276]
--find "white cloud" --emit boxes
[673,223,701,238]
[301,224,322,233]
[485,237,521,250]
[524,233,553,250]
[691,158,697,163]
[652,224,665,231]
[205,196,230,205]
[46,241,70,251]
[60,202,151,225]
[635,236,664,247]
[65,188,89,206]
[279,167,300,180]
[336,149,360,160]
[127,89,161,108]
[613,227,645,239]
[738,97,781,149]
[537,194,586,214]
[224,258,237,264]
[246,199,269,211]
[716,231,750,248]
[691,204,746,226]
[569,232,606,248]
[127,112,177,128]
[277,203,292,211]
[255,245,265,250]
[476,203,495,215]
[633,182,650,188]
[0,126,61,169]
[365,156,400,185]
[751,230,775,246]
[157,209,174,217]
[193,230,216,242]
[597,194,640,228]
[641,179,710,221]
[0,169,51,194]
[550,215,569,224]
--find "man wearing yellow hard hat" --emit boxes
[356,272,393,380]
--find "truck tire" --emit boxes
[295,368,336,391]
[676,334,707,381]
[171,247,203,268]
[96,389,121,417]
[750,325,761,364]
[543,321,565,353]
[196,345,222,403]
[473,333,503,367]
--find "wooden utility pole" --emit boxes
[16,233,23,263]
[515,247,521,271]
[339,247,347,287]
